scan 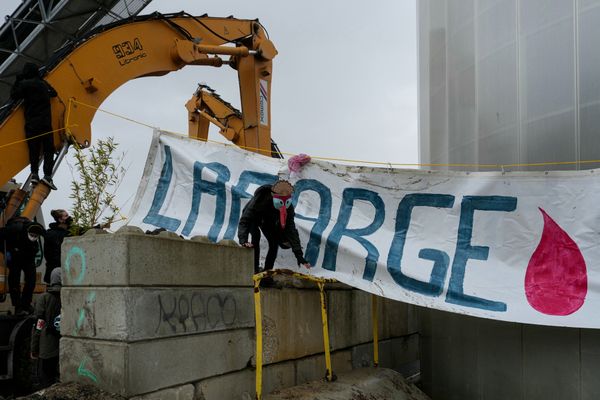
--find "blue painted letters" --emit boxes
[445,196,517,311]
[323,188,385,281]
[387,194,455,296]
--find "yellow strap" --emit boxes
[318,281,334,382]
[372,294,379,367]
[253,275,263,400]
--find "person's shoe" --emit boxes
[41,176,57,190]
[30,173,40,184]
[259,276,276,288]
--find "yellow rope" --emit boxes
[71,99,156,129]
[0,126,76,150]
[69,99,600,170]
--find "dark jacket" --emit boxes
[10,63,57,132]
[44,222,69,269]
[0,218,41,267]
[238,184,306,264]
[31,286,61,359]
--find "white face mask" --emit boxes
[28,233,39,242]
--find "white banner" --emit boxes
[128,131,600,328]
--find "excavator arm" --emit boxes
[0,12,277,221]
[186,84,283,158]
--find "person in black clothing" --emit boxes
[0,218,45,315]
[238,180,311,278]
[43,209,71,283]
[10,62,58,190]
[31,267,61,388]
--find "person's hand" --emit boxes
[30,352,38,360]
[300,262,312,269]
[242,242,254,248]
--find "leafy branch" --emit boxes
[69,137,125,235]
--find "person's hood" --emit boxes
[27,222,45,237]
[22,62,39,79]
[50,268,62,286]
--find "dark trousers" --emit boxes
[26,126,54,177]
[8,261,36,309]
[250,224,289,273]
[44,264,58,284]
[39,356,59,387]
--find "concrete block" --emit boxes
[130,384,194,400]
[61,329,254,396]
[62,287,254,341]
[260,288,412,365]
[328,290,410,351]
[194,349,353,400]
[60,338,128,395]
[294,349,353,384]
[195,361,294,400]
[62,232,253,287]
[195,368,254,400]
[260,288,325,364]
[351,335,419,372]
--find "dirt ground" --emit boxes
[14,382,125,400]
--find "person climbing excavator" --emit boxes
[10,63,58,190]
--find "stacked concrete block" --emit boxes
[195,349,354,399]
[260,286,415,365]
[59,227,418,399]
[60,228,254,397]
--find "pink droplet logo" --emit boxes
[525,208,587,315]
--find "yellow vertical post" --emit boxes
[372,294,379,367]
[317,281,334,381]
[253,276,263,400]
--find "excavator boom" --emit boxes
[0,12,277,217]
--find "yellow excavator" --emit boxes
[0,12,279,296]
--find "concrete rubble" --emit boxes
[16,382,125,399]
[264,368,430,400]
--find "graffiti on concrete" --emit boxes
[155,292,237,334]
[73,291,97,336]
[65,246,87,285]
[77,356,98,383]
[75,343,104,385]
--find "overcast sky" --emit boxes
[0,0,417,228]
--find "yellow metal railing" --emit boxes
[252,269,380,400]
